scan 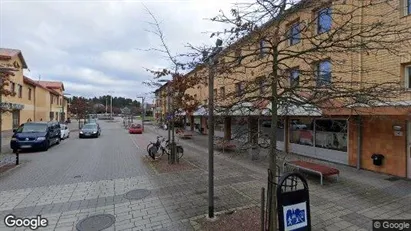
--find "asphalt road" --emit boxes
[0,118,151,191]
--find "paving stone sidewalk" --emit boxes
[150,125,411,231]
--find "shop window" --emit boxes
[289,118,314,146]
[315,119,347,152]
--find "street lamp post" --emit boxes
[203,39,222,218]
[108,91,114,119]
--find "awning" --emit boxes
[215,102,262,116]
[263,102,322,116]
[193,106,208,116]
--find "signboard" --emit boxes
[0,102,24,110]
[277,172,311,231]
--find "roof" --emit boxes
[38,81,65,91]
[23,76,61,96]
[0,48,28,69]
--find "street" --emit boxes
[0,118,410,230]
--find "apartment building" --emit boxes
[155,0,411,178]
[0,48,68,131]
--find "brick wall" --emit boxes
[349,115,407,177]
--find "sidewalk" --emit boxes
[147,125,411,230]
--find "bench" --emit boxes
[284,160,339,185]
[176,129,193,139]
[215,140,237,151]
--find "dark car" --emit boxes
[10,121,61,152]
[79,123,101,138]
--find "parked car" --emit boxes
[10,121,61,152]
[60,124,70,139]
[129,124,143,134]
[79,123,101,138]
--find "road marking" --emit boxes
[128,134,140,150]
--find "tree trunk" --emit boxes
[268,51,279,231]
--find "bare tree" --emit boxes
[141,6,204,163]
[204,0,411,229]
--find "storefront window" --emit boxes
[232,117,248,140]
[260,117,285,142]
[289,118,314,146]
[315,119,347,152]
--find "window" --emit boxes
[28,88,32,100]
[317,7,332,34]
[290,68,300,87]
[408,0,411,15]
[11,82,15,94]
[405,65,411,88]
[235,49,242,65]
[289,23,301,45]
[256,77,267,94]
[236,81,244,96]
[50,96,53,104]
[220,87,225,98]
[60,98,62,105]
[315,60,332,86]
[259,40,266,57]
[18,85,22,98]
[49,112,54,120]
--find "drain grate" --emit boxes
[76,214,115,231]
[385,176,401,182]
[124,189,151,200]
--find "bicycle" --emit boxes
[147,136,168,159]
[146,136,184,160]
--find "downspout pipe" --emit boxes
[357,116,362,170]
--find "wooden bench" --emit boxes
[284,160,340,185]
[176,129,193,139]
[215,140,237,151]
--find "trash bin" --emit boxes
[371,154,384,166]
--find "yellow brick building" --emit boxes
[156,0,411,178]
[0,48,68,131]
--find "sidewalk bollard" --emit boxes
[16,149,19,165]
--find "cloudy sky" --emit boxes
[0,0,239,101]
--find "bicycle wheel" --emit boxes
[147,143,154,154]
[176,146,184,159]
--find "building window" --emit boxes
[290,68,300,87]
[408,0,411,15]
[18,85,22,98]
[256,77,267,94]
[12,110,20,129]
[50,96,53,104]
[11,82,15,94]
[49,112,54,120]
[28,88,32,100]
[405,65,411,88]
[220,87,225,98]
[315,60,332,86]
[60,98,62,105]
[289,22,301,45]
[235,49,242,65]
[236,81,245,97]
[259,40,266,58]
[317,7,332,34]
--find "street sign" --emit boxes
[277,172,311,231]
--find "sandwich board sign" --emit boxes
[277,172,311,231]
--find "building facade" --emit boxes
[0,48,68,131]
[155,0,411,179]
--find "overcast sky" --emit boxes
[0,0,240,102]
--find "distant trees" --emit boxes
[69,95,142,116]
